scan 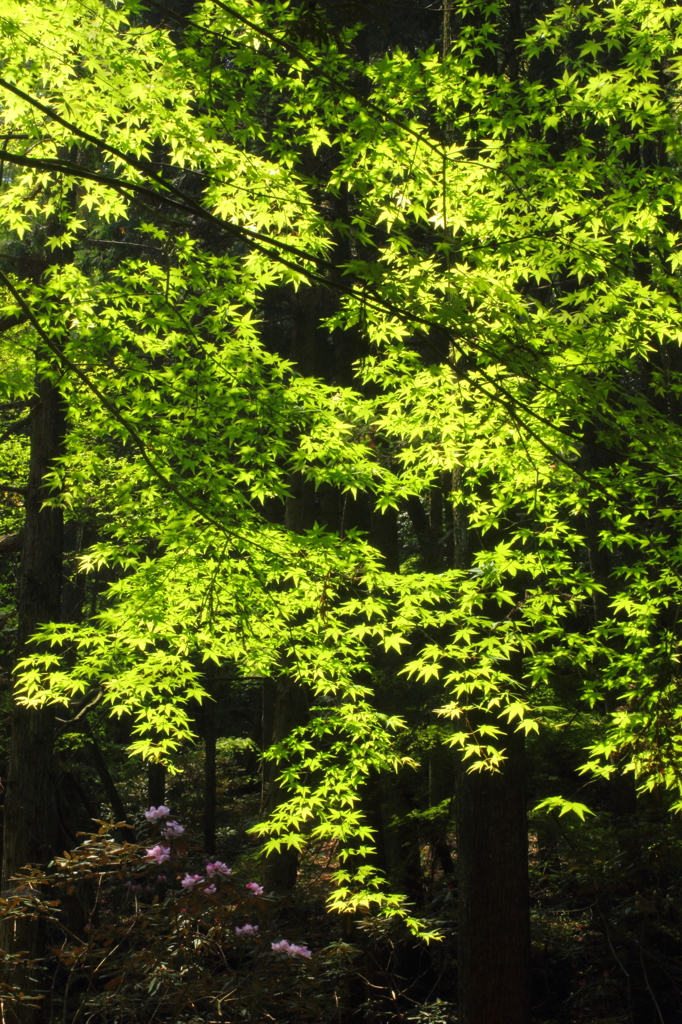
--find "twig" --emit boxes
[0,399,30,410]
[640,950,666,1024]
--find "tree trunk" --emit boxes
[0,374,65,1023]
[204,716,217,856]
[456,724,530,1024]
[147,762,166,810]
[263,675,308,892]
[450,467,530,1024]
[428,743,455,875]
[86,729,132,840]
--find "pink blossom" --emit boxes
[180,873,203,889]
[271,939,311,958]
[235,923,259,936]
[204,883,216,895]
[290,944,312,958]
[144,844,171,865]
[245,882,263,895]
[161,820,184,838]
[145,805,171,821]
[206,860,231,878]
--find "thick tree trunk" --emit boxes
[377,770,424,906]
[457,725,530,1024]
[0,375,65,1023]
[263,674,308,892]
[258,473,314,892]
[147,762,166,810]
[449,466,530,1024]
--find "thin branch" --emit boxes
[0,398,31,410]
[0,531,22,552]
[0,268,239,540]
[640,950,665,1024]
[0,413,31,443]
[0,310,29,333]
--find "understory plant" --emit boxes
[0,812,345,1024]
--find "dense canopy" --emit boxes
[3,1,682,1020]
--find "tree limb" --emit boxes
[0,532,22,552]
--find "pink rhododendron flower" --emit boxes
[145,805,171,821]
[206,860,231,878]
[271,939,311,958]
[180,873,203,889]
[144,844,171,865]
[235,923,259,936]
[204,883,216,895]
[245,882,263,895]
[161,820,184,838]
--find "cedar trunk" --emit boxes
[457,725,530,1024]
[1,375,65,1023]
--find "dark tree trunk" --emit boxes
[147,762,166,810]
[263,675,308,892]
[377,770,424,906]
[259,283,326,892]
[457,725,530,1024]
[86,729,132,839]
[258,483,313,892]
[204,716,217,856]
[449,467,530,1024]
[428,743,455,875]
[0,374,66,1023]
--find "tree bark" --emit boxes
[456,724,530,1024]
[0,374,66,1023]
[147,762,166,810]
[204,716,217,856]
[262,674,308,892]
[428,742,455,875]
[449,468,530,1024]
[86,729,132,839]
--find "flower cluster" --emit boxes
[206,860,231,878]
[144,844,171,865]
[161,820,185,838]
[271,939,311,958]
[137,811,248,909]
[180,873,204,889]
[235,923,259,936]
[145,805,171,821]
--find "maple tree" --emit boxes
[3,0,682,1020]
